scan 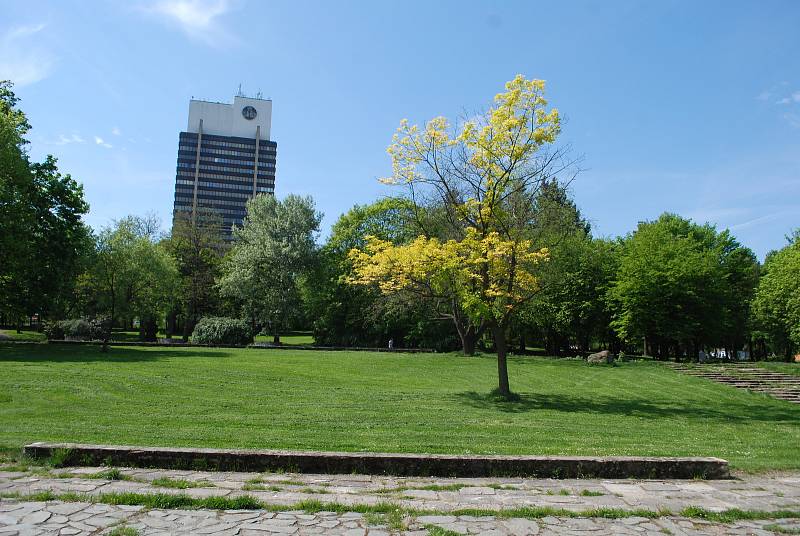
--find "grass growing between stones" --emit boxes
[487,483,520,490]
[2,490,800,523]
[425,525,464,536]
[150,477,207,489]
[764,524,800,534]
[375,483,466,494]
[88,468,131,481]
[678,506,800,524]
[107,527,139,536]
[242,483,284,492]
[1,344,799,471]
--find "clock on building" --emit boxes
[242,106,257,120]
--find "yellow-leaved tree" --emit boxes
[349,75,573,397]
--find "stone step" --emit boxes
[668,364,800,404]
[21,442,732,480]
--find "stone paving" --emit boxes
[2,500,800,535]
[1,466,799,535]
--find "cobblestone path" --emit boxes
[1,467,798,535]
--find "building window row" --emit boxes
[179,137,276,151]
[175,176,274,192]
[196,206,247,217]
[174,197,247,215]
[177,150,277,166]
[177,162,277,173]
[176,169,274,182]
[195,197,253,209]
[178,145,277,161]
[176,171,274,187]
[179,152,277,165]
[208,157,276,168]
[175,180,273,197]
[178,145,277,157]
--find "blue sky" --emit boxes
[2,0,798,259]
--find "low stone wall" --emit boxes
[22,442,730,479]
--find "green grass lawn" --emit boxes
[110,330,315,345]
[109,330,170,342]
[0,329,46,342]
[1,344,798,472]
[254,331,315,345]
[757,362,800,377]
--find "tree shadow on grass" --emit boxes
[451,390,800,423]
[0,343,230,363]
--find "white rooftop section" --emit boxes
[187,95,272,140]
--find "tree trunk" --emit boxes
[143,317,158,342]
[518,333,526,354]
[103,289,115,353]
[451,303,480,356]
[457,324,477,356]
[461,332,476,355]
[182,319,192,342]
[492,322,511,397]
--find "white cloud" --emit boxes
[0,23,55,87]
[142,0,238,46]
[756,90,772,101]
[776,91,800,105]
[55,133,85,145]
[112,126,122,136]
[6,23,47,40]
[728,212,785,231]
[94,136,113,149]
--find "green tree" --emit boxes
[514,180,616,355]
[608,213,755,360]
[167,211,224,340]
[715,235,759,356]
[218,194,321,343]
[752,233,800,359]
[524,236,618,355]
[305,198,458,349]
[0,81,91,327]
[91,216,178,340]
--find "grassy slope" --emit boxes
[1,344,798,471]
[757,362,800,377]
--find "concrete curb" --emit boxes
[22,442,730,479]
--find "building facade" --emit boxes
[172,95,276,240]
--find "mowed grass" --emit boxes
[254,331,315,345]
[758,362,800,377]
[0,344,798,472]
[0,329,46,342]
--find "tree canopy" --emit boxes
[218,194,321,343]
[0,81,91,326]
[349,75,573,396]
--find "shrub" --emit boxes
[191,317,253,346]
[43,321,65,341]
[44,317,107,341]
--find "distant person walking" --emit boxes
[388,338,394,350]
